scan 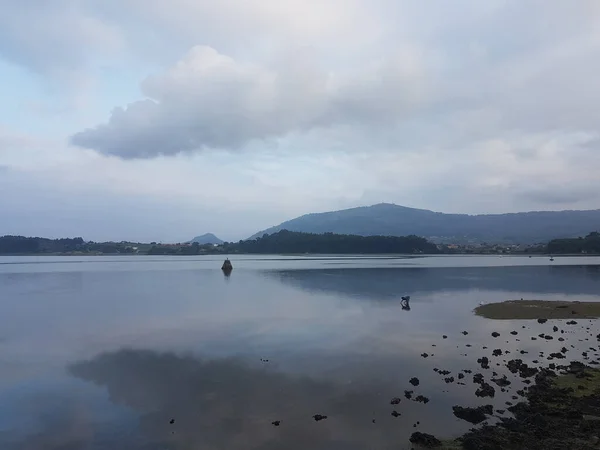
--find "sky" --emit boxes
[1,0,600,242]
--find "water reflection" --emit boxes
[268,266,600,300]
[67,349,467,450]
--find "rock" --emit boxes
[477,356,490,369]
[566,320,577,325]
[421,353,429,358]
[452,405,493,424]
[492,375,511,387]
[553,326,558,332]
[409,432,442,448]
[391,410,401,417]
[510,331,518,335]
[415,395,430,404]
[169,419,175,425]
[544,335,554,340]
[410,377,420,386]
[538,318,548,324]
[492,332,500,338]
[443,335,448,339]
[458,373,465,380]
[492,349,503,356]
[475,382,496,398]
[473,373,484,384]
[271,420,281,426]
[445,376,455,383]
[313,414,328,421]
[404,390,414,399]
[390,397,401,405]
[462,331,469,335]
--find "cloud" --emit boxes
[66,1,600,160]
[0,0,122,81]
[70,45,427,158]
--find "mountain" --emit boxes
[248,203,600,244]
[188,233,224,245]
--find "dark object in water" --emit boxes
[169,419,175,424]
[409,377,420,386]
[390,397,401,405]
[452,405,493,424]
[221,258,233,272]
[271,420,280,426]
[409,432,442,447]
[391,410,401,417]
[401,295,411,310]
[312,414,328,421]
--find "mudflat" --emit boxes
[474,300,600,320]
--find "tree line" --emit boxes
[3,230,599,255]
[547,232,600,254]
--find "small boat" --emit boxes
[550,256,554,262]
[222,258,233,272]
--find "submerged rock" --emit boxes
[452,405,493,424]
[476,382,496,398]
[409,432,442,448]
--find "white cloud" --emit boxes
[70,45,427,157]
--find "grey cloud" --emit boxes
[70,45,427,158]
[519,187,600,206]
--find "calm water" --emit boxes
[1,255,600,449]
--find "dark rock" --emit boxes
[443,335,447,339]
[537,318,548,324]
[421,353,429,358]
[313,414,328,422]
[415,395,430,404]
[391,410,401,418]
[510,331,518,335]
[544,335,553,340]
[445,376,455,383]
[409,432,442,448]
[271,420,280,426]
[458,373,465,380]
[492,332,500,338]
[390,397,401,405]
[476,382,496,398]
[492,375,511,387]
[462,331,469,335]
[478,356,490,369]
[169,419,175,425]
[452,405,493,424]
[404,390,413,399]
[473,373,484,384]
[410,377,420,386]
[553,326,558,332]
[492,349,502,357]
[566,320,577,325]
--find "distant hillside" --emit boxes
[249,203,600,244]
[188,233,223,245]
